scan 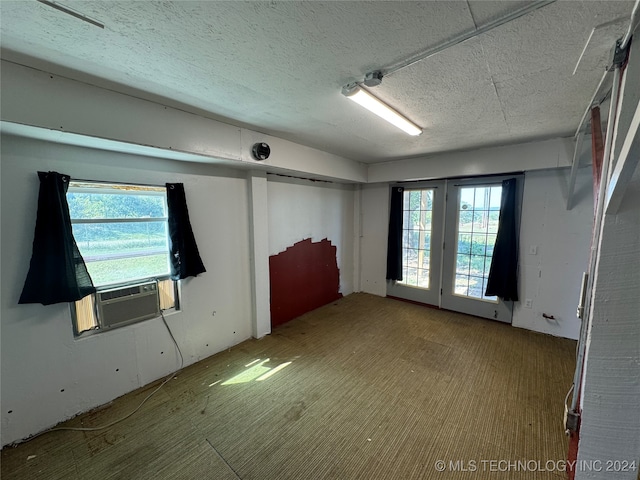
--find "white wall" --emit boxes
[513,167,594,339]
[358,167,594,340]
[0,135,254,446]
[368,137,574,183]
[247,172,271,338]
[267,176,355,296]
[359,183,389,297]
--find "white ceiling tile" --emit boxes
[494,67,598,140]
[480,1,634,84]
[0,0,636,163]
[466,1,533,27]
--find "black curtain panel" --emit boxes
[386,186,404,281]
[19,171,96,305]
[485,178,519,301]
[166,183,206,280]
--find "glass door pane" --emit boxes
[399,189,433,289]
[441,179,518,323]
[453,185,501,302]
[387,181,444,306]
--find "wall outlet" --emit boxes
[524,299,533,309]
[528,245,538,255]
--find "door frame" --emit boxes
[440,175,524,323]
[386,180,446,307]
[386,174,524,324]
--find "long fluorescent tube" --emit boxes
[342,84,422,136]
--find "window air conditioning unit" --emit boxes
[96,282,160,329]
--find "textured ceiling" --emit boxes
[0,1,634,163]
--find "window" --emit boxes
[453,185,502,301]
[398,189,434,289]
[68,182,178,334]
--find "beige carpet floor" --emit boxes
[1,293,576,479]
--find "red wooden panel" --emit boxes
[269,238,342,328]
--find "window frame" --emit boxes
[66,180,180,337]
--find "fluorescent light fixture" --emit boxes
[342,84,422,136]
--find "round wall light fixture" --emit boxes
[251,142,271,161]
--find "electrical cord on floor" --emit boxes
[160,310,184,369]
[563,383,575,432]
[27,311,184,439]
[564,383,574,411]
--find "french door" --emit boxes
[440,178,515,322]
[387,176,520,323]
[387,181,445,306]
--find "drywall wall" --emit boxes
[513,167,594,339]
[267,175,355,298]
[0,135,253,446]
[359,183,390,297]
[358,167,594,339]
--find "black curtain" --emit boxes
[166,183,206,280]
[485,178,519,301]
[386,186,404,281]
[19,171,96,305]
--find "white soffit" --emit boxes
[0,121,218,164]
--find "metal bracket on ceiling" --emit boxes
[341,83,359,96]
[577,2,638,136]
[607,38,630,71]
[575,37,630,138]
[572,16,629,76]
[363,71,384,87]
